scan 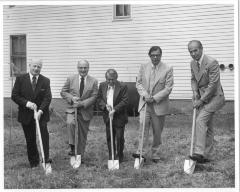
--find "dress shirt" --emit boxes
[107,85,115,108]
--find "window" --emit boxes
[10,35,26,76]
[113,4,131,20]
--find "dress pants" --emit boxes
[194,108,214,158]
[105,122,125,161]
[66,112,90,156]
[21,118,49,166]
[136,104,165,160]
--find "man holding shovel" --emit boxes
[11,58,52,174]
[97,69,128,169]
[188,40,225,164]
[133,46,174,167]
[61,59,98,169]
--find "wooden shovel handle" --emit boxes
[74,108,78,156]
[190,108,197,156]
[34,109,45,166]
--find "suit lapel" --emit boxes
[193,55,206,82]
[192,61,201,82]
[103,82,108,103]
[33,75,43,98]
[145,63,152,91]
[82,75,91,97]
[74,75,80,97]
[113,81,120,105]
[153,62,165,87]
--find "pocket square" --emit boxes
[40,89,45,91]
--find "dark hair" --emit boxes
[188,40,203,49]
[105,69,118,79]
[148,46,162,56]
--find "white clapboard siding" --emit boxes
[3,4,234,100]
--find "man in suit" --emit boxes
[11,58,52,174]
[133,46,174,163]
[97,69,128,163]
[188,40,225,163]
[61,59,98,169]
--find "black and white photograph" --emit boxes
[1,0,239,190]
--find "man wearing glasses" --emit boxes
[133,46,174,164]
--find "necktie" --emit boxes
[197,62,200,72]
[32,76,37,91]
[79,77,84,97]
[149,66,156,93]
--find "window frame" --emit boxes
[10,34,27,77]
[113,4,131,21]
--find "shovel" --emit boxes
[184,108,197,174]
[34,109,46,171]
[70,108,78,167]
[134,103,147,169]
[108,115,119,170]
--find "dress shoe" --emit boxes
[45,163,52,175]
[152,159,160,163]
[190,153,210,164]
[119,156,124,163]
[30,163,39,169]
[73,155,81,169]
[68,150,75,156]
[132,153,146,162]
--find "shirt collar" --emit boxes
[152,62,161,70]
[108,84,115,90]
[29,73,39,81]
[79,75,87,80]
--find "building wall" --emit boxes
[3,4,234,99]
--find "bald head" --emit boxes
[77,59,89,77]
[29,58,42,76]
[188,40,203,61]
[188,40,203,49]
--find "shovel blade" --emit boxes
[108,160,119,170]
[134,158,144,169]
[70,156,76,167]
[184,159,196,174]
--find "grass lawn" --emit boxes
[4,111,235,189]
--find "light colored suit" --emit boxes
[61,74,98,155]
[136,61,173,159]
[191,54,225,157]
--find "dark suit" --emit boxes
[12,73,52,166]
[97,81,128,161]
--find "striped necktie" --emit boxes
[32,76,37,91]
[79,77,84,97]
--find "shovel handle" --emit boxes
[190,108,197,156]
[139,103,147,160]
[34,109,45,166]
[109,116,114,163]
[74,108,78,156]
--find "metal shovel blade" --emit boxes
[108,160,119,170]
[184,158,196,174]
[70,156,76,167]
[134,158,144,169]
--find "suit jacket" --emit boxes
[191,54,225,112]
[136,61,174,116]
[60,74,98,121]
[11,73,52,124]
[97,81,128,127]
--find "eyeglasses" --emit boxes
[150,54,161,58]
